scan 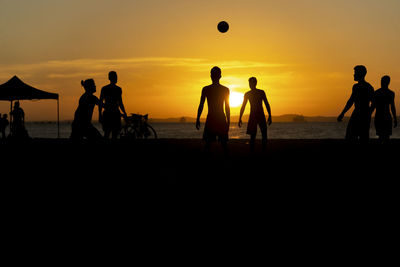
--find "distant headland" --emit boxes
[148,114,346,123]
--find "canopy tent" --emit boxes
[0,75,60,138]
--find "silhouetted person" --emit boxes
[0,114,9,139]
[196,66,230,154]
[0,113,2,138]
[10,101,29,139]
[370,75,397,143]
[337,65,374,142]
[238,77,272,152]
[99,71,128,139]
[70,79,102,141]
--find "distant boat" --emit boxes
[179,117,186,123]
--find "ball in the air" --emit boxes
[217,21,229,33]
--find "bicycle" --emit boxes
[120,113,157,139]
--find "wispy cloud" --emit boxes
[0,57,289,80]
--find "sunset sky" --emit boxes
[1,0,400,121]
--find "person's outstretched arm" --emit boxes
[338,90,355,121]
[238,94,248,127]
[263,92,272,125]
[196,89,206,130]
[391,92,397,128]
[225,91,230,128]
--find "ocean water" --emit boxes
[20,121,400,139]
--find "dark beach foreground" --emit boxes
[1,138,398,263]
[1,138,398,190]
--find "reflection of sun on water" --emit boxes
[229,91,244,107]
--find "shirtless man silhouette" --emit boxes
[239,77,272,151]
[196,66,230,154]
[99,71,128,139]
[338,65,374,142]
[370,75,397,143]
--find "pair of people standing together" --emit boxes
[338,65,397,143]
[71,71,128,140]
[196,66,272,153]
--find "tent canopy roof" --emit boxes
[0,75,58,101]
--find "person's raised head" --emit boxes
[14,101,20,108]
[81,79,96,94]
[108,71,118,84]
[249,77,257,89]
[3,114,7,119]
[210,66,221,83]
[354,65,367,81]
[381,75,390,88]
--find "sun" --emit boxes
[229,91,244,107]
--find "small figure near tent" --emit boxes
[0,75,59,138]
[10,101,29,139]
[70,79,102,141]
[0,113,9,139]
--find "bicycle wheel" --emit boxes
[121,125,138,139]
[144,124,157,139]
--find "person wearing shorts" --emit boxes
[99,71,128,139]
[196,66,230,154]
[337,65,374,143]
[239,77,272,152]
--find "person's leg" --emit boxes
[102,111,112,139]
[104,129,111,139]
[247,116,257,152]
[261,128,267,151]
[380,134,389,144]
[111,115,122,140]
[204,140,212,154]
[220,138,229,156]
[345,117,359,143]
[259,119,268,151]
[70,124,83,141]
[250,134,256,152]
[111,128,120,140]
[87,124,103,141]
[359,122,370,144]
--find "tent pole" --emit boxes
[9,100,13,136]
[57,98,60,138]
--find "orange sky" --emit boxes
[1,0,400,121]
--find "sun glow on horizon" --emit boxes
[229,91,244,108]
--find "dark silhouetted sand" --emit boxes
[2,138,397,261]
[2,138,398,185]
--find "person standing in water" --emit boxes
[238,77,272,152]
[99,71,128,139]
[370,75,397,143]
[196,66,230,154]
[70,79,102,140]
[337,65,374,143]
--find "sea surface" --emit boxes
[21,121,400,139]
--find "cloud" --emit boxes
[0,57,289,80]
